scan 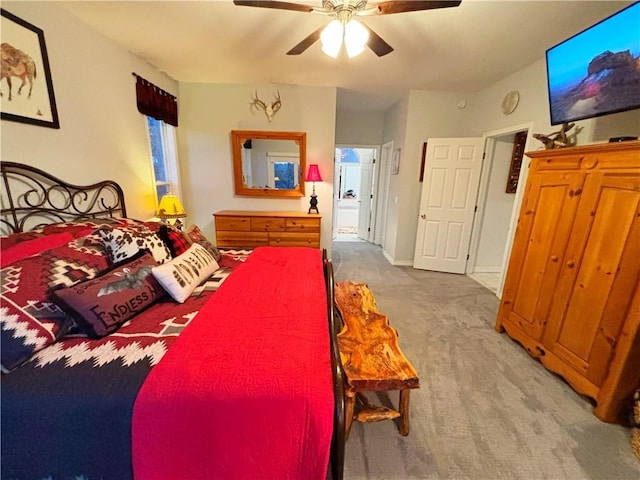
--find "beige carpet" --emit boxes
[332,241,640,480]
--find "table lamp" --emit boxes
[157,193,186,230]
[305,164,322,214]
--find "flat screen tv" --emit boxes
[545,1,640,126]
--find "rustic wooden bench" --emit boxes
[334,281,420,438]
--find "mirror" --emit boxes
[231,130,306,198]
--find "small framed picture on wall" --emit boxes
[392,148,401,175]
[0,9,60,129]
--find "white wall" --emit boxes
[177,82,337,250]
[335,110,384,146]
[474,135,517,271]
[382,89,477,263]
[379,95,410,260]
[1,2,178,221]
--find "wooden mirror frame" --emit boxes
[231,130,306,198]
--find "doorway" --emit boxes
[333,146,377,242]
[412,124,534,298]
[467,123,534,297]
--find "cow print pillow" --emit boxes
[96,225,171,265]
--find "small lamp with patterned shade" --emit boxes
[157,193,187,230]
[305,164,323,214]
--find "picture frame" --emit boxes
[1,9,60,129]
[392,147,401,175]
[419,142,427,182]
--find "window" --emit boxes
[146,116,181,204]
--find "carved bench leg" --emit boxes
[345,390,356,439]
[398,390,411,436]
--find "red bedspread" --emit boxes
[132,247,334,480]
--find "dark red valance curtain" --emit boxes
[134,74,178,127]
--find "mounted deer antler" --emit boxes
[250,90,282,122]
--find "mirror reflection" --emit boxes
[231,130,306,198]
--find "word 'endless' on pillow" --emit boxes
[152,243,219,303]
[97,226,171,264]
[50,251,166,338]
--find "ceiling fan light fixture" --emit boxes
[344,19,368,57]
[320,19,344,58]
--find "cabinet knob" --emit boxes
[550,255,558,263]
[566,260,575,268]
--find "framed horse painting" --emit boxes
[1,9,60,129]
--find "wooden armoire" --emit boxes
[495,140,640,424]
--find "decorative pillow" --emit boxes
[157,224,190,257]
[96,225,171,265]
[50,251,166,338]
[183,224,222,262]
[152,243,219,303]
[0,240,110,372]
[1,232,74,266]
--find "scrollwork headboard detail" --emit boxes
[1,161,127,235]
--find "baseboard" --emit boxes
[382,249,413,266]
[394,260,414,266]
[472,267,502,273]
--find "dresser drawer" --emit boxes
[269,232,320,248]
[252,217,285,232]
[214,211,321,249]
[216,231,268,247]
[285,218,320,232]
[215,216,250,231]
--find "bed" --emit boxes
[0,161,346,480]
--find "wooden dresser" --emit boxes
[213,210,321,248]
[495,140,640,424]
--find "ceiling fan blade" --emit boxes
[363,24,394,57]
[286,26,324,55]
[233,1,315,13]
[375,1,462,15]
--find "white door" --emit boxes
[375,141,393,246]
[357,150,375,240]
[413,137,485,274]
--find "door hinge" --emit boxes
[482,152,486,160]
[474,205,478,212]
[467,254,470,260]
[370,194,373,199]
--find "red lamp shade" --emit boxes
[305,164,323,182]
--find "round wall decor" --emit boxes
[501,90,520,115]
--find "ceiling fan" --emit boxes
[233,1,462,58]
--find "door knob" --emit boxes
[420,214,426,219]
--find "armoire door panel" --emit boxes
[544,174,640,383]
[506,173,585,339]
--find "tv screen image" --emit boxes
[546,2,640,125]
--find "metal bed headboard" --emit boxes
[1,161,127,235]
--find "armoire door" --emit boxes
[542,173,640,388]
[498,171,585,341]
